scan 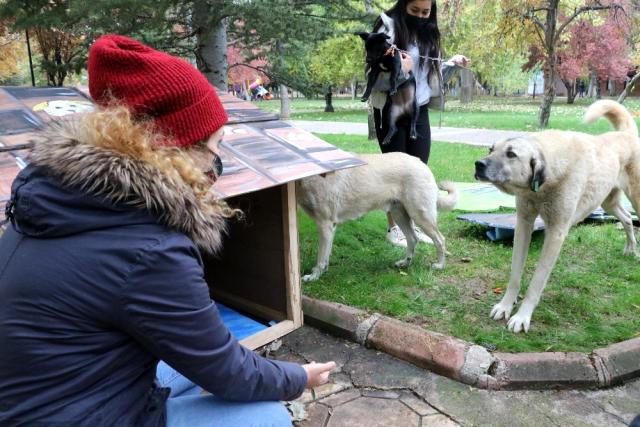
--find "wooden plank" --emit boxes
[282,181,303,327]
[211,288,286,323]
[239,320,296,350]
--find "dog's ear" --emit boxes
[530,157,546,192]
[354,31,369,41]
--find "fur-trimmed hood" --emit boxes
[10,120,225,253]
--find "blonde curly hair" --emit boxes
[78,105,239,219]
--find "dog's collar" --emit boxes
[531,178,541,192]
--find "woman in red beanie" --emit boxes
[0,35,335,426]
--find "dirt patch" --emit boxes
[461,277,490,302]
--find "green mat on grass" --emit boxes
[448,182,516,211]
[448,182,635,213]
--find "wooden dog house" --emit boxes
[0,86,364,350]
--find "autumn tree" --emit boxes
[0,1,89,86]
[502,0,625,127]
[618,1,640,103]
[309,35,366,110]
[526,13,631,104]
[227,46,269,96]
[0,20,24,83]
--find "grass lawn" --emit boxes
[298,133,640,353]
[255,95,640,133]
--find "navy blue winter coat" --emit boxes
[0,121,306,426]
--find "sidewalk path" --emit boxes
[287,120,531,147]
[273,326,639,427]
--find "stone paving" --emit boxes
[287,120,531,147]
[271,326,640,427]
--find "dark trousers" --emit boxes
[373,104,431,164]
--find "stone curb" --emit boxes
[301,296,640,390]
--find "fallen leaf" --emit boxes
[399,271,408,276]
[492,287,503,294]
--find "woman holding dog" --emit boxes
[0,35,335,426]
[370,0,470,246]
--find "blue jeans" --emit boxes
[156,361,292,427]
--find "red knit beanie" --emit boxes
[88,34,228,147]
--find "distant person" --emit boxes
[578,79,586,98]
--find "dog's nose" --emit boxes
[475,160,487,171]
[474,160,487,180]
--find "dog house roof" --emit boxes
[0,86,364,215]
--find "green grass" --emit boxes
[255,96,640,133]
[298,133,640,353]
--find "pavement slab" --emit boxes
[326,397,421,427]
[274,326,640,427]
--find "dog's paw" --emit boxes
[431,262,444,270]
[506,311,532,333]
[360,97,368,102]
[409,131,418,140]
[395,258,411,268]
[490,301,514,321]
[302,272,320,282]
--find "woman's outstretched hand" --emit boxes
[302,361,337,388]
[400,52,413,73]
[450,54,471,68]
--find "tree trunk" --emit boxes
[587,71,596,98]
[538,3,558,128]
[459,68,473,103]
[367,102,376,140]
[275,42,290,118]
[280,84,290,119]
[595,76,602,100]
[351,78,357,100]
[539,69,555,128]
[532,80,536,100]
[617,71,640,104]
[563,79,577,104]
[324,86,334,112]
[195,18,228,90]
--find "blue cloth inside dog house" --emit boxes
[216,302,269,340]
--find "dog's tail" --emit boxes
[437,181,458,211]
[583,100,638,138]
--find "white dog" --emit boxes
[475,100,639,333]
[297,152,457,282]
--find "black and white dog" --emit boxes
[355,31,419,145]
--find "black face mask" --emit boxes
[205,154,224,182]
[406,14,430,32]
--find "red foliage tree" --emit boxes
[227,46,269,93]
[556,14,631,102]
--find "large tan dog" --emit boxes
[475,100,640,333]
[297,152,457,282]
